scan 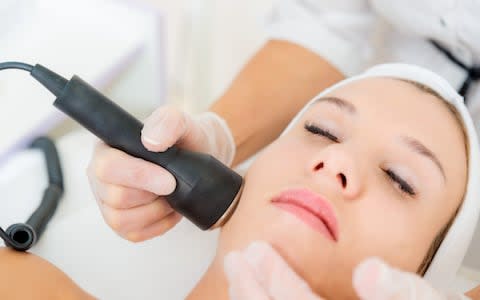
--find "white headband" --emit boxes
[280,63,480,289]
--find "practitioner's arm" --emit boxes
[0,247,96,300]
[210,40,344,165]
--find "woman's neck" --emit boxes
[186,256,229,300]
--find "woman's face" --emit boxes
[218,78,468,299]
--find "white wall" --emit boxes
[139,0,275,112]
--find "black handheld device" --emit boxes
[0,62,243,234]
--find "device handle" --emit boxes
[53,76,242,229]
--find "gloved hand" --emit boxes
[87,105,236,242]
[223,241,323,300]
[223,241,470,300]
[353,258,470,300]
[141,106,235,166]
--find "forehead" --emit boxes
[307,78,454,128]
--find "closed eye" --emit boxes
[383,169,416,196]
[304,123,339,142]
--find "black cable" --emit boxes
[26,137,64,238]
[0,227,17,248]
[0,65,65,250]
[3,224,36,251]
[0,136,63,251]
[0,62,34,72]
[30,137,64,190]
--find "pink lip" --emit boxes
[271,188,339,241]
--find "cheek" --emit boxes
[237,142,302,213]
[243,139,304,185]
[218,143,300,246]
[344,192,437,272]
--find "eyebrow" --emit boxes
[313,96,357,114]
[314,96,446,182]
[401,136,446,182]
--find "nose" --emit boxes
[308,145,363,199]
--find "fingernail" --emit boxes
[142,135,162,146]
[142,116,168,147]
[353,258,392,300]
[154,173,176,195]
[224,252,242,281]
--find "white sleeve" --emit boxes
[264,0,378,76]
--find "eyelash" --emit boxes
[304,123,339,142]
[383,169,416,196]
[304,122,416,197]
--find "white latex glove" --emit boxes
[87,105,235,242]
[353,258,470,300]
[141,105,235,166]
[223,241,323,300]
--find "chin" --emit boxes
[218,211,351,298]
